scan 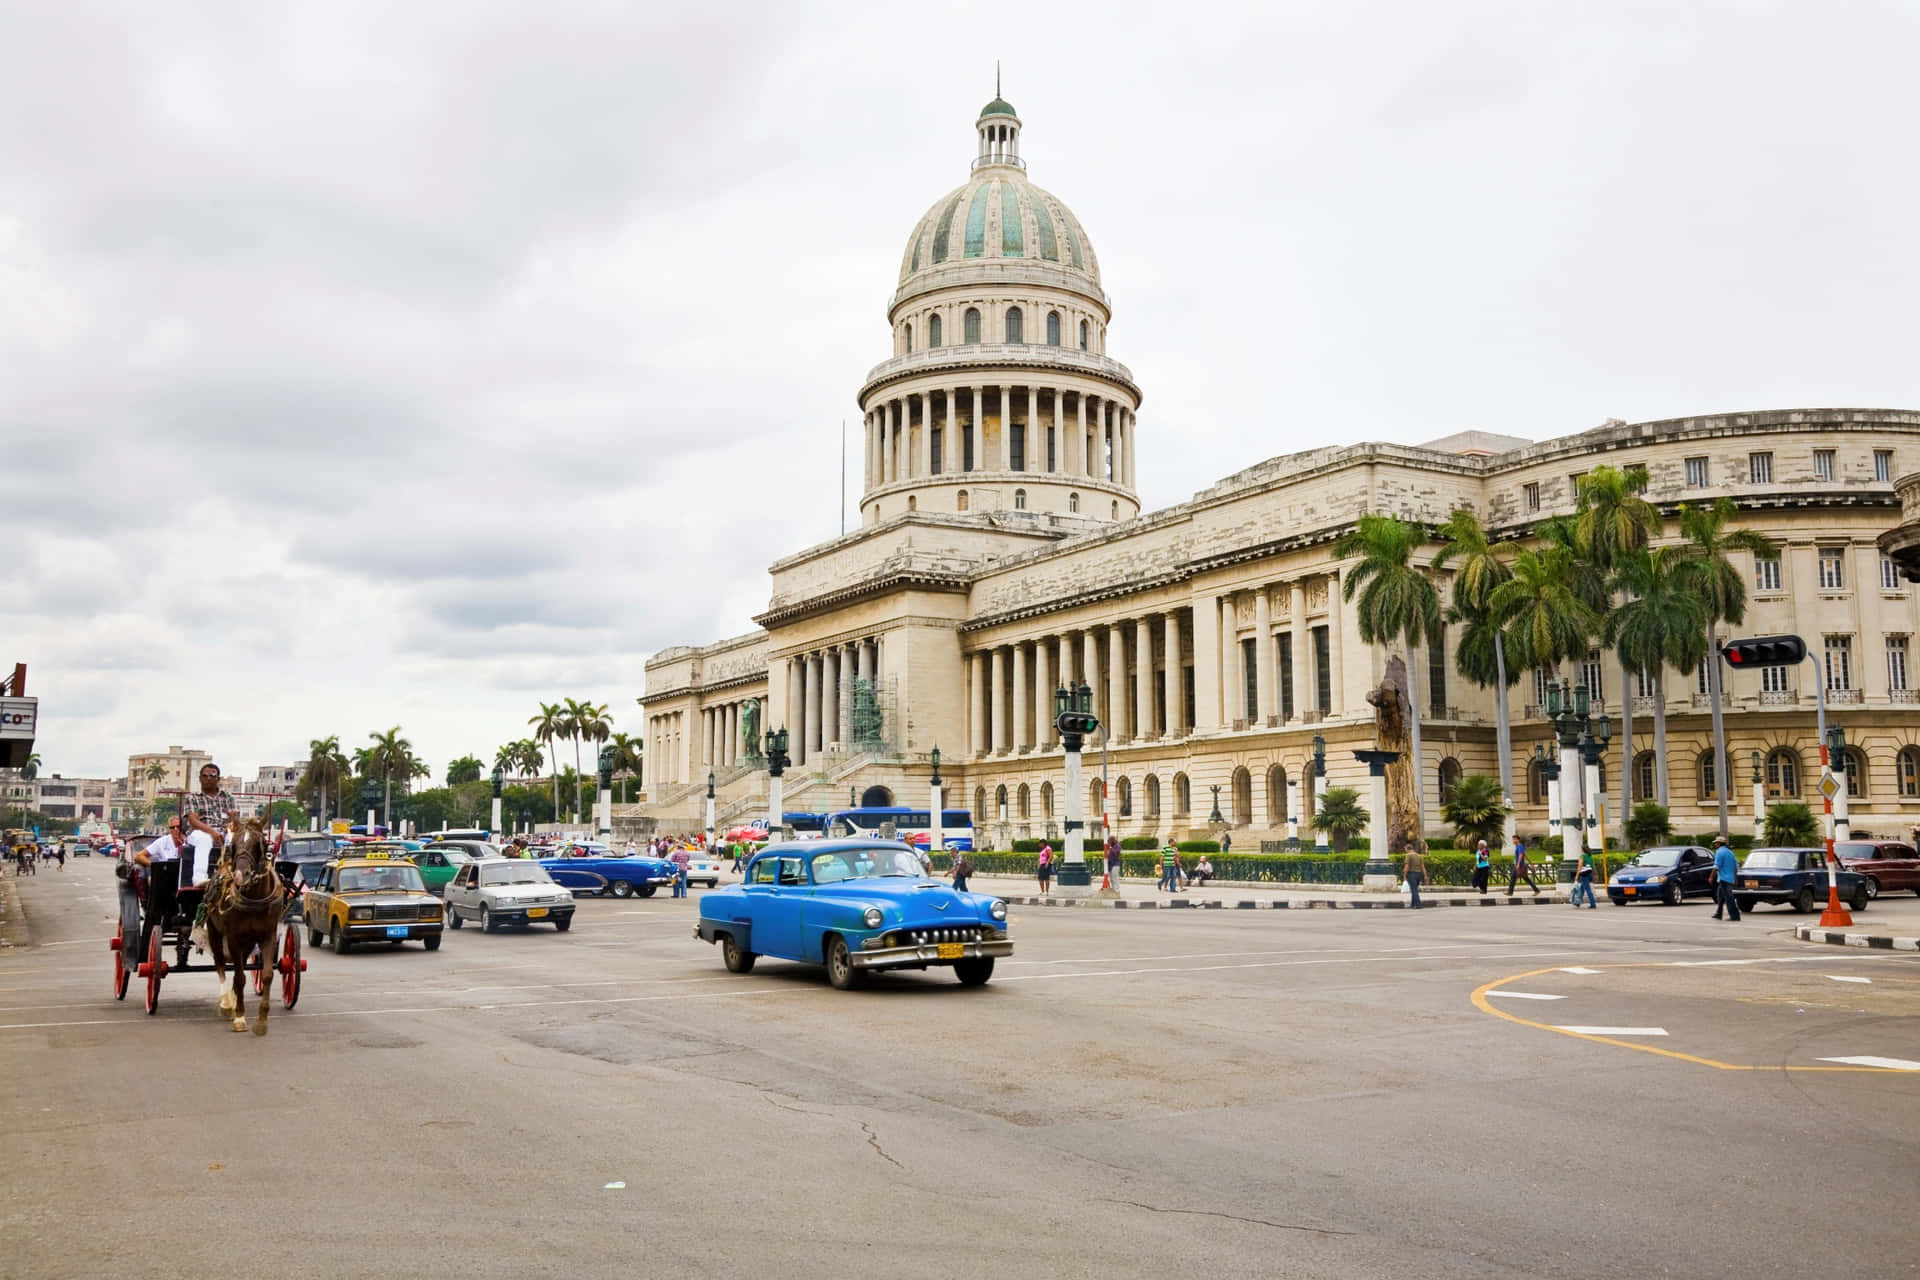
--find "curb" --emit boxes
[1793,925,1920,952]
[1006,893,1566,910]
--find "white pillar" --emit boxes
[1290,582,1311,717]
[1108,624,1127,741]
[821,650,839,753]
[970,652,987,757]
[1287,778,1301,848]
[1254,589,1273,723]
[929,780,944,854]
[1221,593,1240,726]
[838,647,854,747]
[1074,393,1087,477]
[1559,741,1583,857]
[1192,594,1220,731]
[916,394,931,478]
[1583,754,1603,860]
[1035,634,1054,748]
[1834,763,1851,842]
[992,646,1010,754]
[800,654,817,765]
[1163,609,1183,737]
[1547,764,1562,844]
[1135,617,1152,738]
[1012,642,1029,751]
[1752,770,1766,843]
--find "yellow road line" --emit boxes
[1470,964,1914,1073]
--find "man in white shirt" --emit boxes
[132,821,190,959]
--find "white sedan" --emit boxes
[681,852,729,888]
[445,859,577,933]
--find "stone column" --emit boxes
[1125,408,1137,488]
[970,652,987,757]
[1105,403,1116,481]
[1135,617,1153,737]
[1074,393,1088,477]
[1287,777,1302,848]
[838,645,854,746]
[1329,570,1347,716]
[786,656,803,743]
[1290,582,1311,717]
[1254,588,1274,724]
[1034,633,1054,747]
[1163,609,1183,736]
[944,388,959,475]
[1221,593,1240,726]
[1012,642,1029,751]
[1108,624,1127,740]
[1083,630,1102,728]
[991,646,1009,754]
[916,394,932,479]
[820,649,839,752]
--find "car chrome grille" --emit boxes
[904,927,984,945]
[374,905,419,921]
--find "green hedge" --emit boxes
[1177,840,1220,853]
[1120,835,1160,850]
[925,849,1574,887]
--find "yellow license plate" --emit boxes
[1623,887,1636,896]
[936,942,964,959]
[528,907,548,918]
[1743,880,1758,888]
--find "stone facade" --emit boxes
[633,98,1920,845]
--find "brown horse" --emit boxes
[206,816,285,1035]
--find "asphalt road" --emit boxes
[3,860,1916,1279]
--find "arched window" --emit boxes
[1843,747,1868,798]
[973,786,987,820]
[906,495,917,511]
[1145,774,1161,818]
[1232,766,1253,826]
[1079,319,1089,350]
[928,313,942,347]
[1438,758,1463,805]
[956,490,969,512]
[1635,751,1656,802]
[1901,747,1920,799]
[1765,747,1799,798]
[1111,500,1119,519]
[1117,776,1132,817]
[964,307,981,344]
[1005,307,1024,343]
[903,322,913,353]
[1013,488,1026,510]
[1040,780,1054,818]
[1017,783,1031,819]
[1698,750,1719,801]
[1174,772,1191,815]
[1528,758,1551,805]
[1090,778,1105,819]
[1267,765,1288,825]
[995,784,1009,821]
[1046,310,1061,346]
[1067,492,1079,513]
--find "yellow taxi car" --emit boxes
[303,852,444,954]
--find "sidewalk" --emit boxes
[1792,894,1920,951]
[970,871,1569,910]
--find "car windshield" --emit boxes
[339,866,425,893]
[1742,849,1801,870]
[1629,849,1685,868]
[1835,843,1892,860]
[809,847,930,884]
[481,863,555,886]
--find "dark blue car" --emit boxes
[1735,847,1870,913]
[1607,846,1718,906]
[539,853,677,899]
[694,839,1011,989]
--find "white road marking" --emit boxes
[1817,1056,1920,1071]
[1665,957,1821,967]
[1555,1026,1669,1036]
[1560,967,1601,975]
[1486,991,1566,1001]
[1826,976,1872,984]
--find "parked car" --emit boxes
[1833,840,1920,899]
[425,839,501,863]
[409,845,474,895]
[276,833,344,920]
[302,854,444,953]
[1607,846,1718,906]
[1735,847,1870,913]
[680,851,727,888]
[444,859,575,932]
[695,839,1011,989]
[538,850,677,898]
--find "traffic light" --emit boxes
[1721,634,1807,669]
[1054,709,1101,737]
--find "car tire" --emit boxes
[638,886,657,898]
[1738,897,1757,913]
[331,924,351,956]
[447,907,463,929]
[553,916,571,932]
[609,880,633,899]
[721,933,756,974]
[1849,883,1869,912]
[424,933,441,951]
[1608,895,1626,907]
[481,905,497,933]
[825,935,864,990]
[310,923,325,948]
[704,879,718,889]
[953,958,995,987]
[1792,886,1816,913]
[1664,882,1682,906]
[1865,876,1880,900]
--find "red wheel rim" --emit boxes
[281,923,301,1010]
[144,927,161,1015]
[114,924,129,999]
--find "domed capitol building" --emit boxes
[634,94,1920,848]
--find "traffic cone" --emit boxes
[1099,868,1113,891]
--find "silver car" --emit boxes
[444,858,577,933]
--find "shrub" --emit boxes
[1312,786,1367,852]
[1439,774,1509,849]
[1121,835,1160,850]
[1535,835,1563,858]
[1177,840,1221,853]
[1764,803,1818,846]
[1010,839,1043,853]
[1624,802,1672,848]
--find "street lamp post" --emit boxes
[763,729,790,841]
[704,770,716,851]
[1311,734,1329,853]
[1534,743,1562,847]
[1579,713,1612,863]
[1053,683,1098,892]
[490,764,505,840]
[596,747,614,838]
[1750,751,1765,844]
[361,778,381,838]
[1827,726,1851,842]
[1547,680,1588,870]
[1353,749,1401,890]
[519,808,530,838]
[928,747,944,857]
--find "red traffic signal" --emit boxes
[1721,635,1807,669]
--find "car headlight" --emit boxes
[349,906,371,921]
[862,907,885,929]
[421,905,441,919]
[1646,875,1666,885]
[989,900,1007,921]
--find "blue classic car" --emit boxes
[539,852,677,898]
[694,839,1011,989]
[1736,847,1870,913]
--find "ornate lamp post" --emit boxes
[1311,734,1329,853]
[1579,712,1611,865]
[1352,748,1401,890]
[1208,784,1224,825]
[360,777,381,837]
[1750,750,1765,843]
[1827,725,1851,842]
[763,728,790,840]
[1053,682,1098,891]
[927,747,945,856]
[490,763,505,839]
[1546,680,1587,868]
[705,770,717,851]
[596,746,615,838]
[1533,743,1562,847]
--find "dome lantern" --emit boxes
[974,70,1023,171]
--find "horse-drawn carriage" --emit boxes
[109,819,306,1029]
[7,829,37,875]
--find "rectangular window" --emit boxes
[1241,637,1258,721]
[1813,449,1835,481]
[1698,663,1712,696]
[1046,427,1056,473]
[1428,626,1447,716]
[1635,667,1654,698]
[962,423,974,471]
[1183,666,1195,731]
[1876,449,1894,482]
[1883,556,1903,591]
[1312,626,1331,712]
[1535,667,1552,709]
[929,428,942,475]
[1684,456,1709,488]
[1755,554,1782,592]
[1749,452,1773,483]
[1569,472,1586,501]
[1278,632,1295,718]
[1009,423,1026,471]
[1888,636,1909,692]
[1523,482,1540,512]
[1824,635,1853,691]
[1579,648,1603,702]
[1761,665,1790,694]
[1818,547,1846,590]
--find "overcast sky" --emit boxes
[6,1,1917,783]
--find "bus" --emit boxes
[822,807,974,852]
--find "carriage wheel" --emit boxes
[280,922,302,1010]
[144,927,162,1015]
[113,922,130,1000]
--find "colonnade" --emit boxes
[1206,578,1345,731]
[864,386,1133,490]
[647,697,753,791]
[780,636,884,769]
[968,610,1189,757]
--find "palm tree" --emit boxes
[142,759,166,794]
[513,739,546,779]
[1488,541,1597,678]
[1335,514,1442,840]
[364,726,418,827]
[445,755,484,786]
[302,735,349,826]
[607,731,645,800]
[1439,773,1509,848]
[1310,787,1368,853]
[1575,465,1660,836]
[1605,547,1707,807]
[566,699,612,818]
[1434,508,1517,830]
[528,703,565,819]
[21,752,42,782]
[1673,499,1775,839]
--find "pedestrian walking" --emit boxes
[1159,842,1181,892]
[1221,831,1232,855]
[1472,840,1491,894]
[1403,842,1427,909]
[949,853,974,892]
[1710,837,1742,921]
[1037,843,1053,893]
[1571,845,1598,908]
[1507,834,1540,895]
[1104,835,1121,885]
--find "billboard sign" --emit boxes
[0,697,35,769]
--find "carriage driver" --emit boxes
[179,762,236,887]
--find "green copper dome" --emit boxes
[898,170,1098,285]
[979,97,1017,119]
